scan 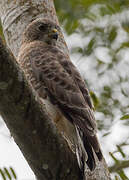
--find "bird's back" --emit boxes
[17,40,103,173]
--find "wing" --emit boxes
[59,57,94,109]
[30,45,96,137]
[29,45,103,171]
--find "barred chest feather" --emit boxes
[17,42,78,153]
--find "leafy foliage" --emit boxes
[120,114,129,120]
[0,167,17,180]
[55,0,129,178]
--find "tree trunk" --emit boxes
[0,0,111,179]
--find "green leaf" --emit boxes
[118,170,128,179]
[10,167,17,179]
[90,91,99,109]
[102,85,112,98]
[117,145,126,158]
[4,168,11,180]
[109,152,119,163]
[102,132,111,137]
[0,169,6,180]
[100,6,113,16]
[108,26,117,43]
[120,114,129,120]
[118,42,129,51]
[121,88,128,97]
[84,38,96,55]
[95,27,104,33]
[106,4,117,14]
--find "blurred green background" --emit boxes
[55,0,129,179]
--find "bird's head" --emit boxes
[22,18,60,45]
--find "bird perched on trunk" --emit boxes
[17,18,103,177]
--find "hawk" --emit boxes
[17,18,103,174]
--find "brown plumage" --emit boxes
[17,18,103,175]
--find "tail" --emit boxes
[75,125,103,175]
[83,134,103,171]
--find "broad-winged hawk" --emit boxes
[17,18,103,174]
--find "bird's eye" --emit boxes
[39,24,47,31]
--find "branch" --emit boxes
[0,37,81,180]
[109,160,129,173]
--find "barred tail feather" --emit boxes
[85,135,103,162]
[83,136,96,171]
[75,125,103,176]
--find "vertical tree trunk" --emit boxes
[0,0,111,179]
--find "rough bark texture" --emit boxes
[0,0,111,179]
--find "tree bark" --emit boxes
[0,0,111,179]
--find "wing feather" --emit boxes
[30,46,97,136]
[59,57,94,109]
[18,26,103,173]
